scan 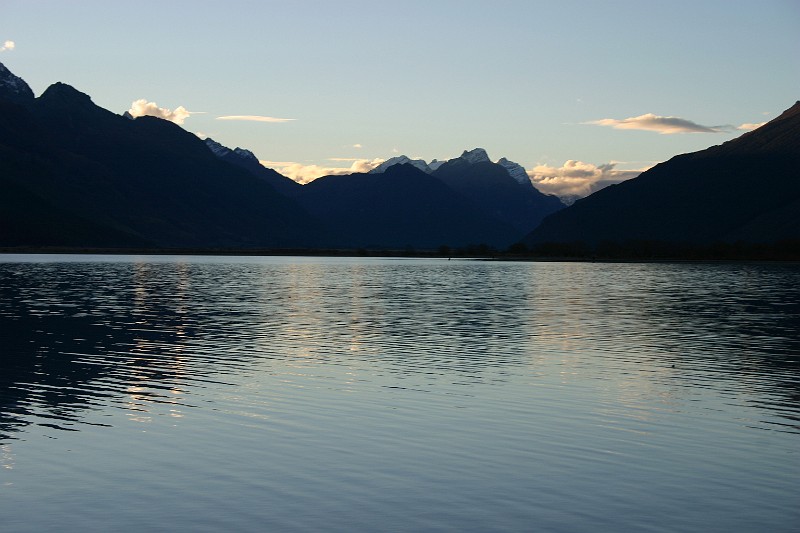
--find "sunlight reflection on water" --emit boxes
[0,255,798,532]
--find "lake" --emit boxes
[1,255,798,532]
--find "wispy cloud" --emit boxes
[527,160,647,199]
[0,40,15,52]
[216,115,295,123]
[128,99,197,125]
[264,158,385,184]
[737,122,766,131]
[352,143,363,149]
[586,113,728,134]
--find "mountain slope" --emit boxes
[0,64,324,248]
[525,102,800,247]
[432,149,564,234]
[294,164,520,249]
[204,138,302,196]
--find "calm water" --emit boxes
[1,255,798,532]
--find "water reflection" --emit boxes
[1,256,798,442]
[2,256,800,532]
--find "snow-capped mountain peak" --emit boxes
[0,61,35,104]
[205,138,261,165]
[233,147,259,164]
[457,148,491,165]
[497,157,532,187]
[370,155,432,174]
[204,138,232,158]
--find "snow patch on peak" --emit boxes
[497,157,532,187]
[233,147,258,164]
[204,138,232,158]
[0,61,35,103]
[205,138,262,166]
[458,148,490,165]
[370,155,432,174]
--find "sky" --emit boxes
[1,0,798,197]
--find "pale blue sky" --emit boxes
[1,0,798,191]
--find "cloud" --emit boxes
[0,40,15,52]
[264,158,385,184]
[586,113,728,134]
[527,160,646,199]
[128,99,193,125]
[737,122,766,131]
[353,143,363,149]
[216,115,295,123]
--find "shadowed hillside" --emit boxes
[525,102,800,249]
[0,74,326,248]
[292,164,520,249]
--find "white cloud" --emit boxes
[527,160,647,199]
[737,122,766,131]
[353,143,363,149]
[128,99,193,125]
[586,113,728,134]
[264,158,385,184]
[216,115,295,123]
[0,40,15,52]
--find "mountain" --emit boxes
[0,62,34,104]
[525,102,800,248]
[497,157,530,186]
[293,163,520,249]
[204,138,301,196]
[0,62,323,249]
[431,149,565,234]
[369,155,432,174]
[457,147,492,165]
[368,147,565,235]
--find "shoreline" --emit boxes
[1,246,799,264]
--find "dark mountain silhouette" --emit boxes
[204,138,302,196]
[432,149,564,234]
[0,62,34,104]
[369,148,565,236]
[291,163,520,249]
[0,64,324,248]
[1,63,562,251]
[5,61,795,254]
[525,102,800,248]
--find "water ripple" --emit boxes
[1,256,799,531]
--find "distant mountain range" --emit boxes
[0,62,564,250]
[1,61,797,254]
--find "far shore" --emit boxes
[2,243,799,263]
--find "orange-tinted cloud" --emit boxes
[737,122,766,131]
[528,160,646,199]
[263,158,385,184]
[128,99,192,125]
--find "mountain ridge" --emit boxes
[525,101,800,248]
[3,60,796,253]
